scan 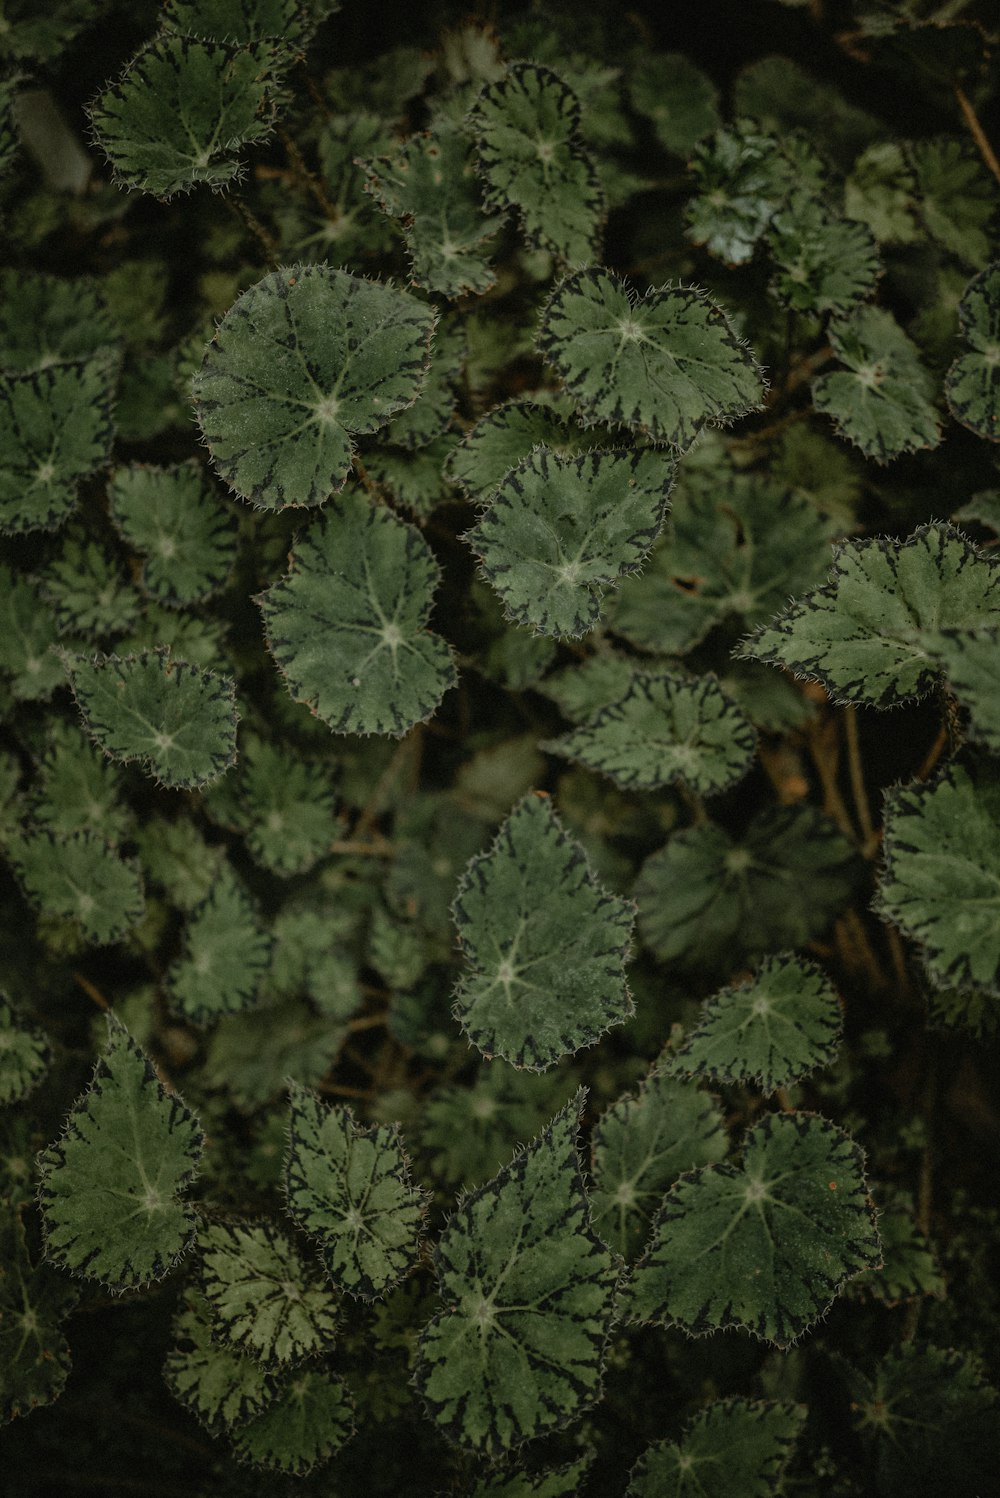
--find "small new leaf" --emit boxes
[413,1091,619,1456]
[812,306,942,463]
[284,1082,425,1300]
[167,866,272,1025]
[766,193,880,318]
[0,993,52,1105]
[451,795,635,1070]
[0,362,116,535]
[627,1112,881,1346]
[108,462,238,606]
[6,830,145,945]
[37,1015,204,1289]
[62,649,238,789]
[626,1397,806,1498]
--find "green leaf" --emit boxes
[193,265,436,509]
[469,63,604,264]
[610,471,836,656]
[201,997,348,1110]
[669,954,843,1093]
[844,142,921,246]
[413,1091,619,1457]
[229,1364,355,1475]
[467,1456,594,1498]
[812,306,942,463]
[37,1015,204,1289]
[162,0,310,44]
[766,193,881,318]
[420,1061,580,1190]
[909,137,999,272]
[362,123,502,296]
[451,794,635,1070]
[446,398,610,505]
[167,866,272,1024]
[0,993,52,1105]
[163,1285,280,1434]
[848,1204,945,1305]
[635,807,860,976]
[6,830,145,945]
[379,317,465,451]
[936,629,1000,751]
[626,1398,806,1498]
[877,758,1000,995]
[0,1205,78,1425]
[537,269,765,450]
[945,261,1000,442]
[467,447,675,639]
[362,433,460,519]
[133,814,227,912]
[229,732,341,875]
[62,649,239,789]
[0,0,99,62]
[0,362,116,534]
[627,1112,881,1346]
[0,268,119,372]
[685,123,823,266]
[627,53,720,156]
[39,526,141,640]
[257,489,456,737]
[734,55,879,167]
[284,1083,425,1300]
[196,1218,340,1366]
[740,523,1000,708]
[590,1068,727,1260]
[545,672,756,794]
[30,720,130,843]
[109,462,238,606]
[88,36,280,199]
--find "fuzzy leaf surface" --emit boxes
[467,1457,594,1498]
[945,261,1000,442]
[446,398,609,504]
[163,1285,279,1434]
[467,447,675,639]
[685,124,822,265]
[470,62,604,263]
[257,489,456,736]
[626,1397,806,1498]
[284,1083,425,1300]
[414,1092,619,1456]
[766,194,880,318]
[109,462,238,605]
[0,362,116,534]
[545,672,756,793]
[451,795,634,1069]
[627,1112,881,1346]
[193,265,435,509]
[538,269,765,449]
[812,307,941,463]
[670,955,843,1093]
[36,1016,203,1289]
[63,649,238,789]
[162,0,309,43]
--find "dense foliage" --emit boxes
[1,0,999,1493]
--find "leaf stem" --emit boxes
[225,194,279,268]
[843,707,877,854]
[73,971,109,1010]
[955,85,1000,189]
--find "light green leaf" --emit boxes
[0,361,116,534]
[945,261,1000,442]
[685,124,823,266]
[467,447,675,639]
[420,1061,581,1189]
[844,141,920,246]
[197,1219,340,1366]
[363,123,502,296]
[467,1456,594,1498]
[877,758,1000,995]
[0,993,51,1106]
[626,1398,806,1498]
[470,62,604,263]
[0,1206,78,1425]
[935,628,1000,750]
[545,672,756,793]
[39,527,141,640]
[670,954,843,1093]
[451,794,635,1070]
[163,1285,280,1434]
[636,807,860,976]
[537,269,765,449]
[812,306,942,462]
[446,398,610,505]
[414,1091,619,1456]
[88,36,280,198]
[627,53,720,156]
[538,649,640,725]
[62,649,238,789]
[590,1068,727,1260]
[229,1365,355,1475]
[627,1112,881,1346]
[37,1015,203,1288]
[193,265,435,509]
[610,472,836,656]
[201,997,348,1110]
[0,269,119,373]
[6,830,145,945]
[740,523,1000,708]
[109,462,238,606]
[766,193,881,318]
[167,866,272,1024]
[284,1083,425,1300]
[910,137,999,271]
[257,489,456,737]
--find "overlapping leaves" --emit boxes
[945,261,1000,443]
[626,1398,806,1498]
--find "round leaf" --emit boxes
[945,261,1000,443]
[229,1366,355,1476]
[108,462,238,606]
[627,53,720,157]
[626,1398,806,1498]
[6,829,145,946]
[163,1285,280,1435]
[766,193,881,318]
[167,866,273,1025]
[0,362,116,535]
[812,306,942,463]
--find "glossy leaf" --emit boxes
[0,362,116,534]
[193,265,435,509]
[257,489,456,736]
[0,993,51,1105]
[413,1092,619,1456]
[37,1015,204,1288]
[686,123,823,266]
[62,649,238,789]
[538,269,765,449]
[451,795,635,1069]
[108,462,238,606]
[466,447,675,638]
[167,866,272,1024]
[945,261,1000,443]
[627,1112,881,1346]
[626,1398,806,1498]
[812,307,942,463]
[670,954,843,1093]
[545,671,756,793]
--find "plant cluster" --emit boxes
[1,0,999,1493]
